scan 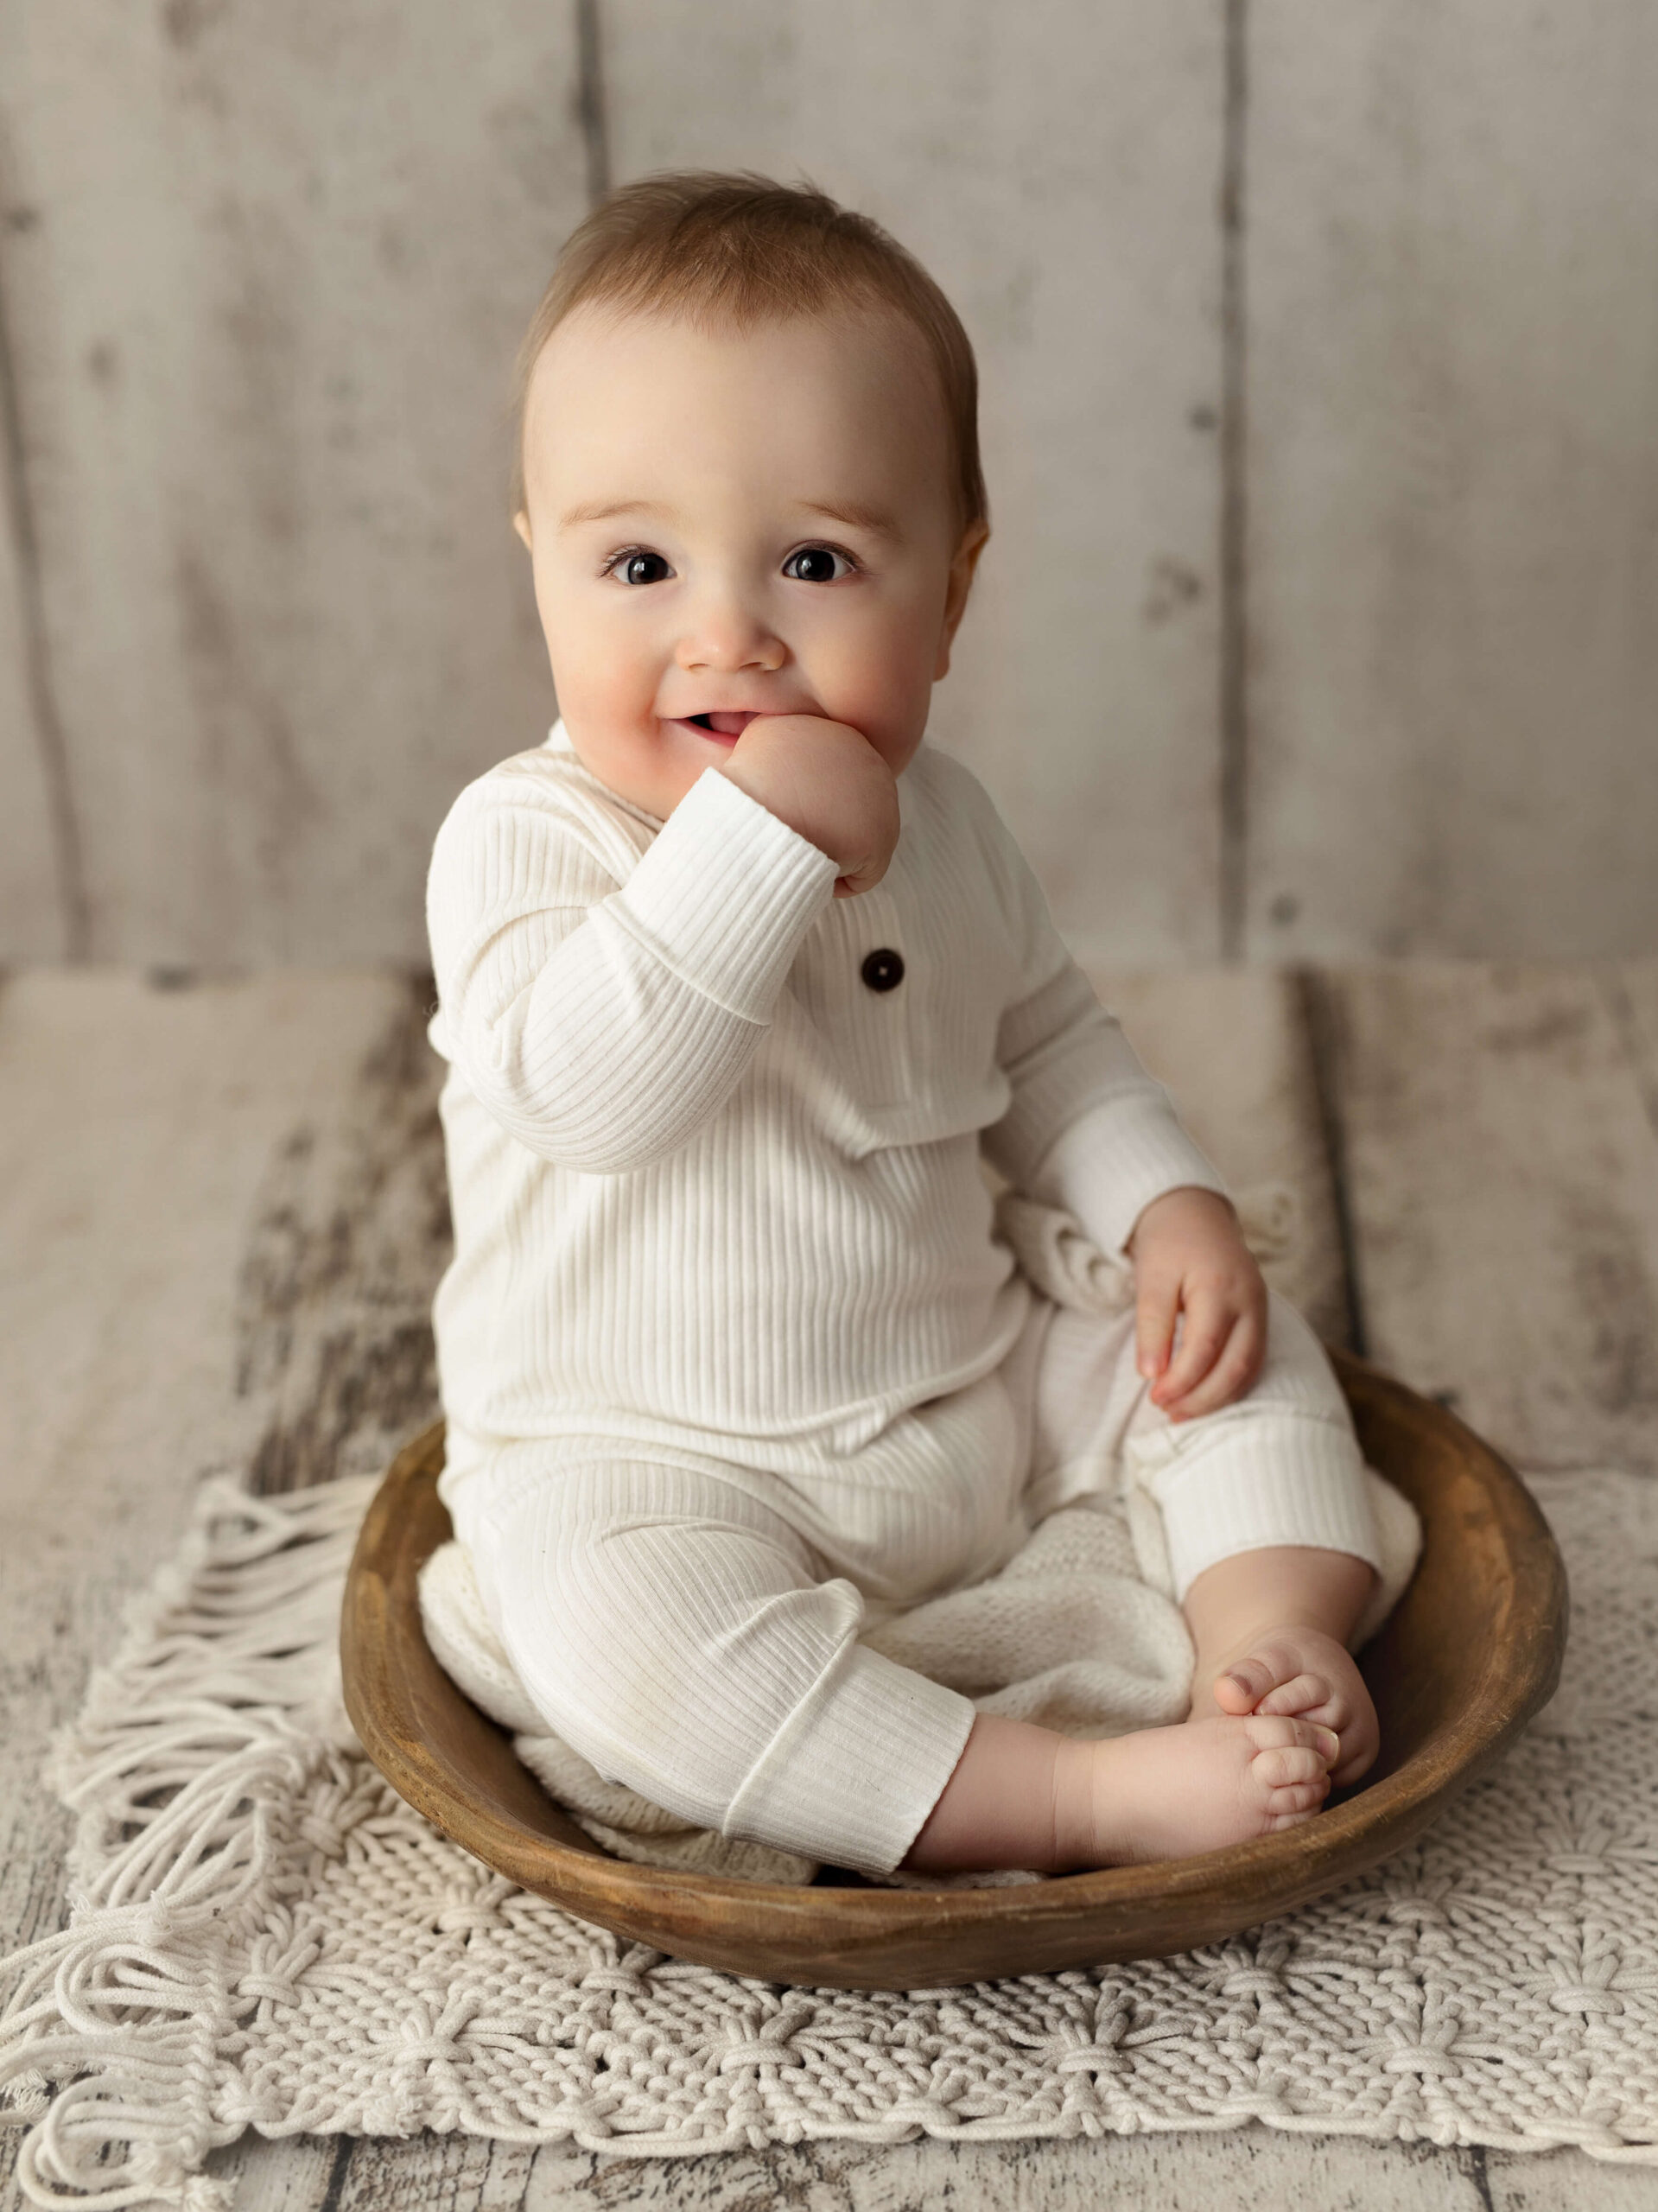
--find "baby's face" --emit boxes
[517,302,985,821]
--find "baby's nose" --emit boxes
[675,591,785,672]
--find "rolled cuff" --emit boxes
[1133,1408,1384,1602]
[724,1642,976,1875]
[611,766,837,1020]
[1032,1090,1233,1259]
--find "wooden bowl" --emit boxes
[340,1349,1566,1992]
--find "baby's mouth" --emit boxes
[680,710,760,741]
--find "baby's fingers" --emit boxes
[1134,1270,1179,1387]
[1157,1306,1264,1422]
[1149,1287,1232,1411]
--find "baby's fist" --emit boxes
[719,714,899,895]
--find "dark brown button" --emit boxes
[861,947,905,993]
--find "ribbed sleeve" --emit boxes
[1126,1295,1388,1599]
[1026,1090,1231,1259]
[963,776,1229,1253]
[604,768,838,1020]
[428,759,835,1173]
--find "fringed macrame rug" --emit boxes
[3,1462,1657,2208]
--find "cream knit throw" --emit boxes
[0,1457,1653,2202]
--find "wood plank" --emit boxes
[1318,956,1651,2206]
[1088,964,1353,1345]
[0,969,445,2206]
[1320,962,1658,1472]
[1603,956,1658,1141]
[0,326,67,961]
[232,971,450,1494]
[0,5,587,963]
[202,2133,342,2212]
[1485,2145,1658,2209]
[215,2125,1495,2212]
[1243,3,1658,963]
[210,2131,535,2212]
[602,0,1229,963]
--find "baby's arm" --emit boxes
[717,713,901,897]
[429,718,899,1173]
[966,785,1267,1420]
[964,773,1232,1281]
[429,757,838,1172]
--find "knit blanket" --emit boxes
[1,1459,1653,2205]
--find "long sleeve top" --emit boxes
[425,726,1233,1507]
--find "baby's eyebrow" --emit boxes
[559,497,675,531]
[796,499,904,542]
[556,495,905,540]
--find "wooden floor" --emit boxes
[3,960,1656,2212]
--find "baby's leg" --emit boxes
[1130,1293,1396,1782]
[1001,1285,1409,1834]
[465,1458,975,1876]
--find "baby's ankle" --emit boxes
[1050,1734,1107,1867]
[1051,1730,1181,1866]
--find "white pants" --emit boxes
[455,1289,1405,1874]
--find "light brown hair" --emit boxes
[512,170,987,538]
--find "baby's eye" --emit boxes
[782,544,855,584]
[606,549,674,586]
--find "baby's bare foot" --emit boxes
[1197,1624,1380,1787]
[1076,1713,1339,1864]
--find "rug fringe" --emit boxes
[0,1474,378,2211]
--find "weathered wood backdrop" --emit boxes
[2,0,1655,969]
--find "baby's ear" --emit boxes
[512,510,534,551]
[936,518,990,678]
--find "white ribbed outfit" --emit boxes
[426,725,1390,1876]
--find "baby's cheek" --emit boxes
[545,615,648,727]
[804,607,937,767]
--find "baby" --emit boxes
[425,173,1407,1880]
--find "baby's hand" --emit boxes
[1127,1185,1267,1420]
[719,714,899,896]
[1191,1621,1379,1787]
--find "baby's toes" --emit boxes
[1255,1671,1337,1721]
[1248,1731,1333,1828]
[1212,1654,1281,1713]
[1242,1714,1341,1764]
[1214,1641,1317,1715]
[1264,1776,1330,1821]
[1263,1802,1326,1831]
[1249,1740,1331,1794]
